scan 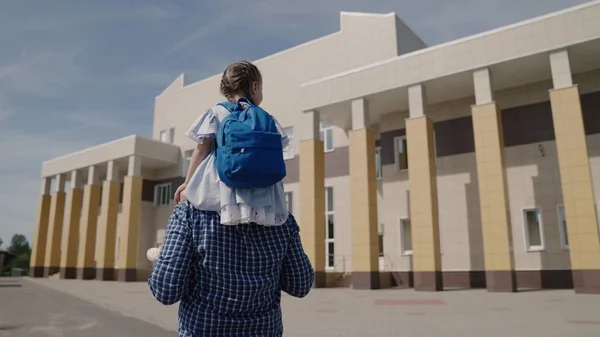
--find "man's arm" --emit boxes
[280,217,315,298]
[148,205,194,305]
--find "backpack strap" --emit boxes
[218,98,254,111]
[217,101,239,112]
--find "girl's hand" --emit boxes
[174,183,188,204]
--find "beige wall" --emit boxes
[374,69,600,273]
[153,12,422,182]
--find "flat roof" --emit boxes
[300,0,600,113]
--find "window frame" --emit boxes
[393,135,408,171]
[159,128,175,144]
[284,191,293,213]
[319,122,334,153]
[159,130,168,143]
[522,206,545,252]
[325,186,335,269]
[378,223,385,258]
[375,146,383,180]
[557,204,569,250]
[183,149,194,176]
[398,217,412,256]
[168,127,175,144]
[154,183,173,207]
[283,126,295,160]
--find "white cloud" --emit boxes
[0,49,85,98]
[0,4,177,36]
[0,126,96,242]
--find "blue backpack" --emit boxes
[215,97,286,189]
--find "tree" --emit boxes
[0,237,3,250]
[6,234,31,270]
[8,234,29,256]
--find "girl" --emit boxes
[147,60,290,260]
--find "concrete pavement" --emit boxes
[20,278,600,337]
[0,278,174,337]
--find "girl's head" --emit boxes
[220,60,263,105]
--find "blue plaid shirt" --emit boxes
[148,202,315,337]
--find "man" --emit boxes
[149,204,314,337]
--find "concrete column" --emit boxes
[471,68,517,292]
[44,174,66,277]
[77,166,101,280]
[349,98,380,289]
[299,110,326,288]
[96,161,120,281]
[117,155,143,282]
[549,50,600,294]
[59,170,84,279]
[29,178,52,277]
[407,84,443,291]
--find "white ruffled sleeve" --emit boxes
[185,108,220,144]
[273,116,290,149]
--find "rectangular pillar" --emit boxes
[29,178,52,277]
[549,50,600,294]
[44,174,66,277]
[117,155,142,282]
[96,161,120,281]
[77,166,101,280]
[349,98,380,289]
[472,103,517,292]
[472,68,517,292]
[406,117,443,291]
[299,110,326,288]
[59,170,84,279]
[407,85,443,291]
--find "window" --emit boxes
[325,186,335,268]
[523,207,545,251]
[399,218,412,255]
[183,150,193,176]
[319,122,334,152]
[283,127,294,160]
[557,205,569,250]
[375,147,383,180]
[159,130,168,143]
[394,136,408,170]
[284,192,293,213]
[154,183,172,206]
[378,223,384,257]
[159,128,175,144]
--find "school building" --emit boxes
[30,1,600,294]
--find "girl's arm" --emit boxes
[184,138,213,184]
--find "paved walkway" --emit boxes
[0,278,174,337]
[24,278,600,337]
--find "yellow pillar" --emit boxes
[349,98,380,289]
[117,155,143,282]
[77,166,101,280]
[550,86,600,294]
[472,103,516,292]
[549,50,600,294]
[29,178,52,277]
[407,85,443,291]
[44,174,66,277]
[96,161,120,281]
[471,69,516,292]
[406,117,443,291]
[59,170,84,279]
[299,110,326,287]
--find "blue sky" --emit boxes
[0,0,590,245]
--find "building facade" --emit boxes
[30,2,600,294]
